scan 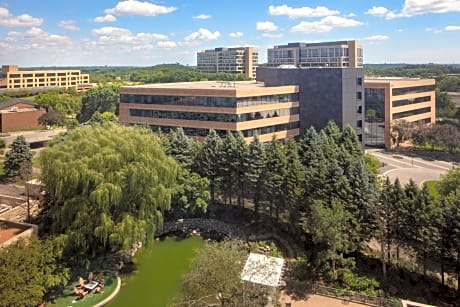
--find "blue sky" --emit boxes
[0,0,459,66]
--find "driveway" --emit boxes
[367,149,455,185]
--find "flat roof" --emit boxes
[121,81,299,97]
[365,77,435,85]
[240,253,285,287]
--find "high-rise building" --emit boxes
[0,65,90,90]
[267,40,363,68]
[257,67,364,142]
[364,78,436,148]
[197,47,258,79]
[119,81,299,142]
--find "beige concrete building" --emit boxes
[197,47,258,79]
[0,65,90,90]
[119,81,299,142]
[268,40,363,68]
[364,78,436,148]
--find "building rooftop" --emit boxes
[121,81,299,97]
[364,77,435,84]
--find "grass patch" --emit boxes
[424,180,440,200]
[48,272,118,307]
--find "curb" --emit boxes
[94,275,121,307]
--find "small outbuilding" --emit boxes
[0,98,46,132]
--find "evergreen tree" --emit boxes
[233,132,248,207]
[284,138,305,231]
[220,132,237,204]
[245,134,266,216]
[340,125,364,158]
[167,127,196,169]
[196,129,223,204]
[264,136,287,219]
[4,135,33,179]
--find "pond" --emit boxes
[109,236,204,307]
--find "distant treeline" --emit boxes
[83,63,251,84]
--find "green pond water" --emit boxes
[109,236,204,307]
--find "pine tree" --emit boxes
[167,127,196,169]
[245,134,266,216]
[4,135,33,179]
[196,129,223,204]
[221,132,237,204]
[233,132,248,207]
[264,136,287,219]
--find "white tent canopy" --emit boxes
[240,253,285,287]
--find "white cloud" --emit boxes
[88,26,169,51]
[4,27,72,49]
[193,14,210,20]
[94,14,117,23]
[58,20,79,31]
[229,32,244,38]
[184,28,220,42]
[291,16,364,33]
[268,4,339,19]
[444,25,460,31]
[157,41,177,48]
[400,0,460,17]
[365,6,390,17]
[105,0,176,16]
[345,13,356,17]
[363,35,390,41]
[256,21,278,32]
[0,7,43,27]
[261,33,283,38]
[396,28,406,32]
[366,1,460,19]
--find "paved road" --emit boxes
[367,149,455,185]
[1,128,66,145]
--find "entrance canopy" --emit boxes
[240,253,284,287]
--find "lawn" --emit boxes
[424,180,440,200]
[48,273,118,307]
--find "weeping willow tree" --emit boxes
[39,123,178,258]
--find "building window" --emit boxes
[393,107,431,120]
[356,92,362,100]
[392,85,435,96]
[356,77,362,86]
[357,120,362,128]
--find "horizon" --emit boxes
[1,1,459,66]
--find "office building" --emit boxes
[119,81,299,142]
[0,65,90,90]
[257,67,364,142]
[267,40,363,68]
[364,78,436,148]
[197,47,258,79]
[0,98,47,132]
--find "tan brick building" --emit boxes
[268,40,363,68]
[197,47,258,79]
[0,99,47,132]
[0,65,90,90]
[364,78,436,148]
[120,81,299,142]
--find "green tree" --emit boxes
[167,127,197,169]
[77,85,119,123]
[0,237,69,307]
[171,168,210,216]
[233,132,248,207]
[220,132,237,204]
[438,167,460,198]
[4,135,33,179]
[39,124,178,259]
[38,110,66,127]
[35,90,82,115]
[88,111,119,124]
[264,136,287,219]
[195,129,223,204]
[305,198,353,280]
[435,90,457,118]
[245,134,267,217]
[174,240,269,306]
[284,138,304,230]
[363,153,382,175]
